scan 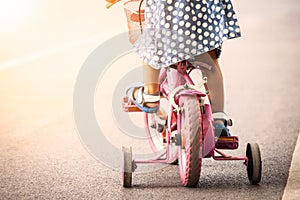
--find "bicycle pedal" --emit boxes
[215,136,239,150]
[122,97,143,112]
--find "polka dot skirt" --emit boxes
[134,0,241,69]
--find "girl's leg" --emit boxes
[207,50,225,114]
[142,63,160,95]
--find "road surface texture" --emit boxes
[0,0,299,199]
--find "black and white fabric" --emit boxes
[134,0,241,69]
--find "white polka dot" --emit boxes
[172,49,177,55]
[204,31,209,37]
[173,25,178,30]
[236,28,240,33]
[179,43,185,49]
[172,18,178,23]
[186,39,191,45]
[201,7,207,12]
[227,12,233,18]
[198,44,203,49]
[197,28,202,34]
[202,22,208,28]
[171,42,176,48]
[227,4,232,9]
[192,41,197,47]
[203,14,208,20]
[229,32,235,37]
[185,30,191,36]
[178,52,184,58]
[185,6,191,12]
[157,50,163,55]
[167,6,173,11]
[203,40,208,45]
[178,36,184,42]
[229,21,235,26]
[210,33,215,38]
[197,13,203,18]
[184,14,190,20]
[190,33,196,39]
[172,10,178,16]
[198,35,203,40]
[166,15,172,21]
[191,25,197,31]
[208,8,212,14]
[191,49,197,54]
[223,29,229,34]
[195,4,201,9]
[192,16,197,22]
[179,2,184,9]
[185,22,191,28]
[178,29,183,34]
[210,41,215,46]
[157,42,163,48]
[215,36,220,41]
[178,11,184,17]
[215,27,220,32]
[172,34,178,40]
[179,20,185,27]
[160,57,166,62]
[208,25,213,31]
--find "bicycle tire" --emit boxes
[246,143,262,185]
[178,95,202,187]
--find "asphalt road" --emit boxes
[0,0,300,199]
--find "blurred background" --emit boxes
[0,0,127,68]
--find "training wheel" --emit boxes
[122,146,133,187]
[246,143,262,185]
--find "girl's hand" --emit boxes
[105,0,121,9]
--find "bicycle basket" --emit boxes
[123,0,145,44]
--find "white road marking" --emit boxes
[282,132,300,200]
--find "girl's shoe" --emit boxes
[212,112,233,137]
[126,82,160,113]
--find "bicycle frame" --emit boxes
[127,61,248,168]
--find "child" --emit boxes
[126,0,241,136]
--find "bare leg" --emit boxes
[142,63,160,95]
[195,50,225,115]
[207,50,225,113]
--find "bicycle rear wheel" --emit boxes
[177,95,202,187]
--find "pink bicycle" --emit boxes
[122,60,262,187]
[106,0,262,187]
